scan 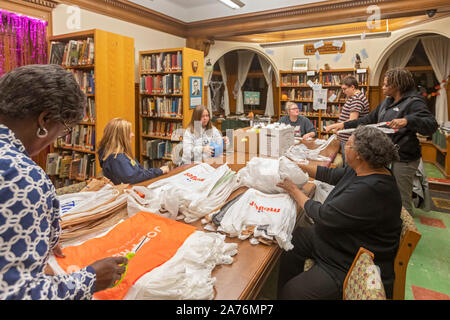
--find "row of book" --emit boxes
[140,74,182,94]
[46,151,96,180]
[142,119,183,140]
[325,104,341,115]
[141,52,182,72]
[82,97,96,122]
[281,73,317,86]
[143,159,175,171]
[55,124,96,152]
[143,139,178,160]
[432,129,449,150]
[69,69,95,94]
[49,39,95,66]
[282,88,313,101]
[141,96,182,118]
[322,72,355,86]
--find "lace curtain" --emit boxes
[421,36,450,124]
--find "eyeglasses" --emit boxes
[58,121,73,138]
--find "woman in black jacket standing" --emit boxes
[326,68,438,214]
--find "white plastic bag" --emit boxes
[237,156,308,194]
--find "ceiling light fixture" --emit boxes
[259,31,392,48]
[218,0,245,10]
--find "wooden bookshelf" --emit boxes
[138,47,204,169]
[47,29,135,188]
[278,68,370,139]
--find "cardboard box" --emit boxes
[233,127,259,154]
[259,126,295,158]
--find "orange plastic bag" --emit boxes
[55,211,196,300]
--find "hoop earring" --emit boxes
[36,127,48,138]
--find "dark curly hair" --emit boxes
[384,68,416,94]
[352,126,399,168]
[0,64,86,125]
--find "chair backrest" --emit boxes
[343,247,387,300]
[393,207,422,300]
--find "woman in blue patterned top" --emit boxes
[0,64,127,300]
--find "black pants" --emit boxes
[277,227,341,300]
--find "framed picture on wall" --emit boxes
[292,58,309,71]
[190,76,202,109]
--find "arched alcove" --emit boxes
[206,47,279,118]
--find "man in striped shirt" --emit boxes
[331,76,369,163]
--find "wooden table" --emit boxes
[135,137,340,299]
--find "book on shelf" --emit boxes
[143,140,178,160]
[69,69,95,94]
[60,38,94,67]
[54,124,95,151]
[45,153,60,176]
[46,151,96,180]
[140,96,182,117]
[49,42,66,65]
[143,159,175,170]
[281,73,318,86]
[140,74,182,94]
[142,119,182,138]
[82,97,96,122]
[141,51,182,72]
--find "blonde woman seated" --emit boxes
[181,105,228,164]
[98,118,169,185]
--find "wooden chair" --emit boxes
[393,207,422,300]
[343,247,386,300]
[304,207,422,300]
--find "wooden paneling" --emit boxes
[95,29,135,159]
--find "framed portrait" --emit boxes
[189,76,202,109]
[292,58,309,71]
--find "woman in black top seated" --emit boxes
[277,125,402,299]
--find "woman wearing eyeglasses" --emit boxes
[276,126,402,300]
[279,101,317,139]
[0,64,127,300]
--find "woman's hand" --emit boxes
[203,145,214,156]
[388,118,407,129]
[160,165,170,174]
[277,178,310,210]
[325,122,344,132]
[302,132,315,139]
[89,256,128,292]
[277,177,299,197]
[53,243,65,258]
[223,136,230,145]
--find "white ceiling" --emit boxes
[128,0,328,23]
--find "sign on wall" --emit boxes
[304,41,346,55]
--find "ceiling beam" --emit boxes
[187,0,450,39]
[48,0,450,40]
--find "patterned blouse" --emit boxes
[0,124,96,300]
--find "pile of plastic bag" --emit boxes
[126,163,240,223]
